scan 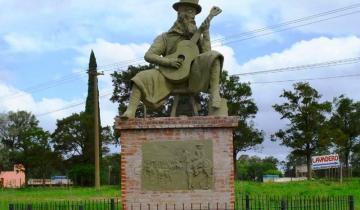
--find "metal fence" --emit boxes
[6,195,355,210]
[236,194,354,210]
[8,199,122,210]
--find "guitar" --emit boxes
[159,6,222,82]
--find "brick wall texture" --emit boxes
[115,116,239,210]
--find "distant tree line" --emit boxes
[236,155,282,181]
[0,111,119,186]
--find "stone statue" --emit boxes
[121,0,226,119]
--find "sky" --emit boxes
[1,0,360,161]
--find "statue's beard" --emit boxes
[183,20,197,37]
[171,14,197,38]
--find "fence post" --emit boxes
[111,199,115,210]
[349,195,354,210]
[8,204,14,210]
[281,199,287,210]
[79,205,84,210]
[245,195,250,210]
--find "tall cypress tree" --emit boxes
[84,50,101,169]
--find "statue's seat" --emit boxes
[170,88,200,117]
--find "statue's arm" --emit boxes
[144,34,170,66]
[199,30,211,53]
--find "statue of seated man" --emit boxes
[121,0,225,119]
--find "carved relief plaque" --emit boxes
[142,140,213,191]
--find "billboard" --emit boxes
[312,154,340,170]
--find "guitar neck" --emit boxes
[190,15,214,43]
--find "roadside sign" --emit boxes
[312,154,340,170]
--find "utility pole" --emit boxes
[108,165,112,185]
[91,69,104,190]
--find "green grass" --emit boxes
[0,179,359,205]
[236,178,360,202]
[0,186,121,202]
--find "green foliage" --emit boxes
[0,113,11,171]
[0,111,61,182]
[68,163,95,186]
[351,152,360,177]
[84,50,101,164]
[264,169,283,176]
[0,142,10,171]
[51,112,114,186]
[281,153,307,177]
[272,82,332,179]
[328,95,360,169]
[102,154,121,185]
[220,72,264,155]
[236,155,281,181]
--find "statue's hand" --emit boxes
[166,58,183,69]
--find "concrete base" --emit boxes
[115,116,239,210]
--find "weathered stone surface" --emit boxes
[116,116,238,210]
[142,140,213,191]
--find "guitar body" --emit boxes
[159,6,222,83]
[159,40,200,83]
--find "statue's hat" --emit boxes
[173,0,202,14]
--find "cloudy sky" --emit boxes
[1,0,360,160]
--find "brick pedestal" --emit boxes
[115,116,239,210]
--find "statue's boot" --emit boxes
[120,86,141,119]
[210,59,222,109]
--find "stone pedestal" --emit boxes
[115,116,239,210]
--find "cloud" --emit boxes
[3,34,42,53]
[213,45,242,75]
[75,39,150,67]
[1,0,359,56]
[0,82,83,131]
[235,36,360,160]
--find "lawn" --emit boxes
[0,186,121,202]
[236,178,360,202]
[0,179,359,205]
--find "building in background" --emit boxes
[0,164,25,188]
[295,164,308,177]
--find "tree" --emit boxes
[236,155,281,181]
[221,73,264,160]
[111,67,263,150]
[84,50,101,164]
[0,111,59,185]
[51,112,114,186]
[281,153,307,177]
[102,154,121,185]
[351,150,360,177]
[329,95,360,174]
[0,114,10,171]
[0,142,10,171]
[272,82,332,180]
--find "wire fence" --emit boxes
[5,194,355,210]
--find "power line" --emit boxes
[214,10,360,46]
[248,73,360,85]
[36,92,112,117]
[212,3,360,44]
[230,57,360,77]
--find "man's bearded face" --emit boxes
[177,5,197,36]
